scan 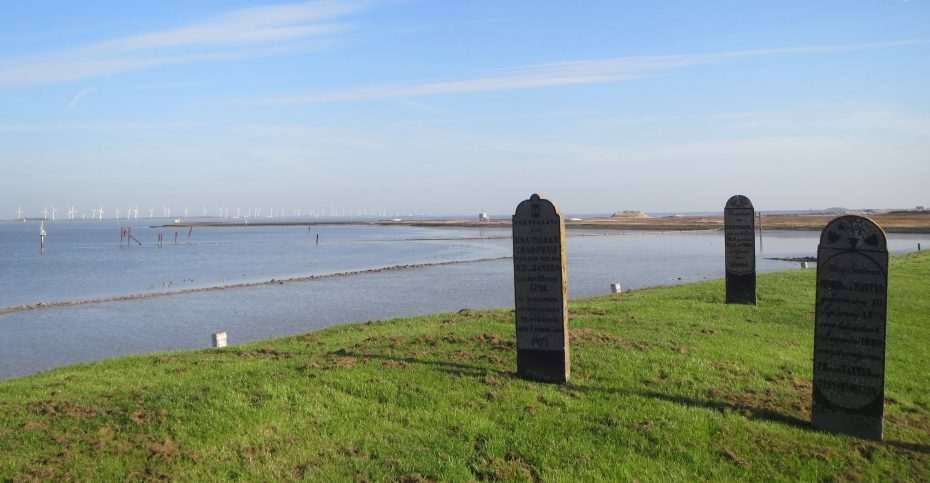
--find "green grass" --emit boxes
[1,252,928,482]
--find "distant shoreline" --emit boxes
[156,213,930,233]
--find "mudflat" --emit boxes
[166,212,930,233]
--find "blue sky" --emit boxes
[1,1,928,218]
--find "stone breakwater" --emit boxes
[0,257,512,316]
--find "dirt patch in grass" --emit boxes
[381,360,409,369]
[144,436,180,460]
[886,410,930,435]
[569,308,608,317]
[474,333,516,350]
[706,376,810,424]
[569,328,627,346]
[398,474,438,483]
[469,451,541,482]
[28,400,110,419]
[451,350,476,363]
[21,420,47,431]
[719,449,750,467]
[130,409,167,425]
[239,347,289,359]
[362,335,405,348]
[412,335,439,346]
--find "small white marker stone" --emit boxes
[212,331,228,348]
[610,283,622,294]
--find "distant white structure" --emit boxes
[478,211,490,222]
[212,331,228,348]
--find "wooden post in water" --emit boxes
[39,222,46,254]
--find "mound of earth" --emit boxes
[611,210,650,218]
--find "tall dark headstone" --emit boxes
[812,215,888,441]
[724,195,756,304]
[512,193,569,383]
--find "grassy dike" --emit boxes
[1,253,928,481]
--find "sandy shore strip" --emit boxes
[157,213,930,233]
[0,256,512,317]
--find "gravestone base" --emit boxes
[517,349,569,383]
[812,405,883,441]
[725,273,756,304]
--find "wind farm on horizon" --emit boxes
[7,205,398,223]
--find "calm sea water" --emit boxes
[0,220,924,379]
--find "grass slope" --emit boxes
[1,253,928,481]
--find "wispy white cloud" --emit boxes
[68,87,93,108]
[121,81,208,91]
[0,1,364,88]
[245,39,929,105]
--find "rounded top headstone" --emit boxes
[514,193,562,218]
[725,195,753,209]
[819,215,887,252]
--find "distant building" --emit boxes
[478,212,490,222]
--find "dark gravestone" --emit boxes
[512,193,569,383]
[812,215,888,441]
[724,195,756,304]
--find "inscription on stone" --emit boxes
[513,193,569,383]
[724,195,756,304]
[812,215,888,441]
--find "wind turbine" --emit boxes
[51,206,58,221]
[115,208,121,220]
[149,208,155,219]
[98,206,104,220]
[16,206,22,220]
[68,206,76,220]
[236,208,241,219]
[42,206,48,220]
[184,208,189,218]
